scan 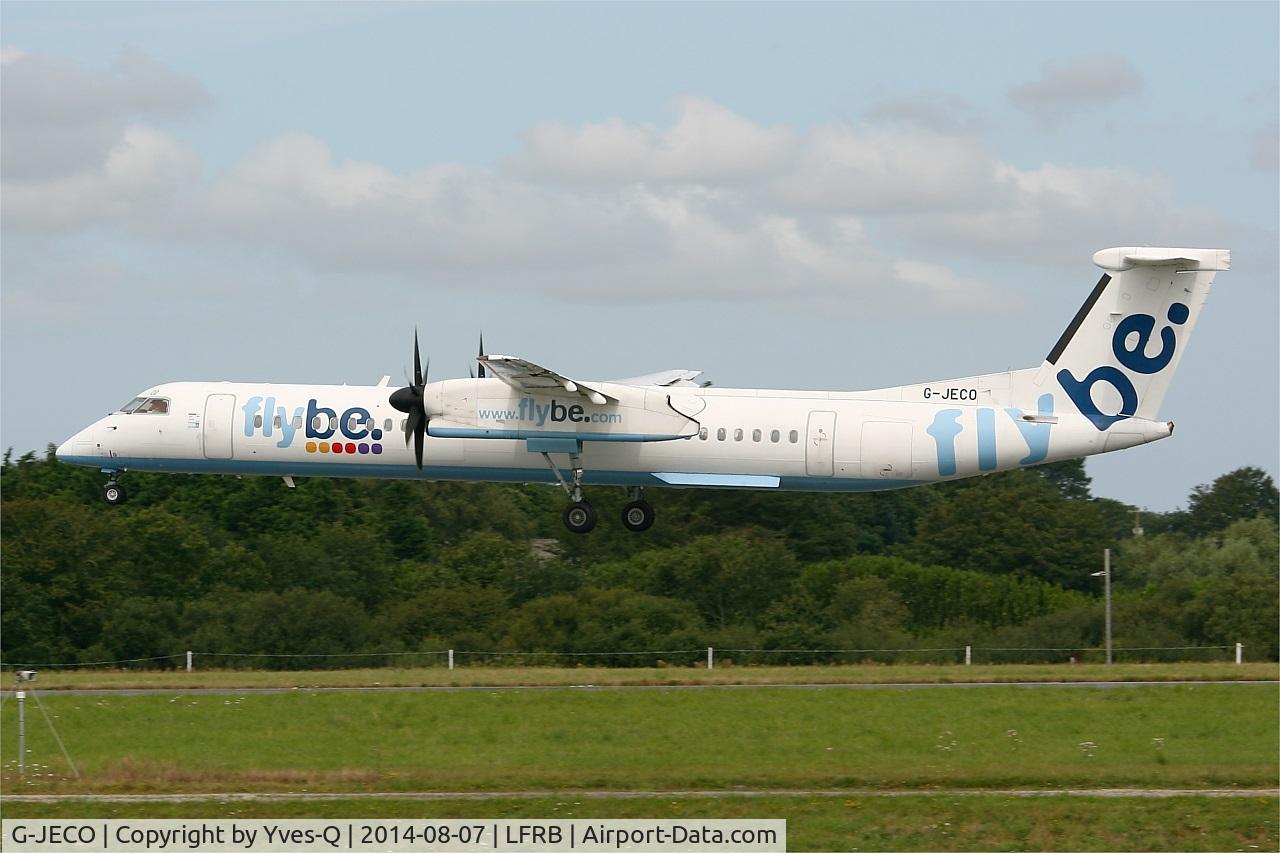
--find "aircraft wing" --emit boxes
[479,355,617,405]
[611,369,703,387]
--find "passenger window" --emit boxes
[347,414,362,431]
[734,428,743,441]
[384,419,393,432]
[717,428,726,441]
[752,429,761,442]
[253,414,263,428]
[699,428,708,440]
[771,429,780,443]
[789,430,799,443]
[400,419,408,431]
[273,415,282,429]
[312,416,324,431]
[293,415,303,429]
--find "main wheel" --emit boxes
[103,483,128,505]
[562,501,598,534]
[620,499,655,532]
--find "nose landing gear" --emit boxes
[102,476,128,505]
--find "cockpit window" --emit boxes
[118,397,147,413]
[131,397,170,414]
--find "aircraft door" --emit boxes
[203,394,236,460]
[861,421,913,479]
[805,411,836,476]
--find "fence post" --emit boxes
[448,649,454,671]
[186,651,193,673]
[1235,642,1243,664]
[16,690,25,776]
[965,645,972,666]
[707,647,714,670]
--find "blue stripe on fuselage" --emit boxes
[54,455,923,493]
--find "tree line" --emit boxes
[2,447,1275,666]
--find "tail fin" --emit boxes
[1037,247,1229,430]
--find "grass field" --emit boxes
[5,661,1275,691]
[2,684,1275,793]
[3,795,1276,852]
[3,676,1275,850]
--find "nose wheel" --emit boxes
[103,480,128,505]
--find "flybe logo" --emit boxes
[1057,302,1189,431]
[478,398,623,426]
[242,397,384,455]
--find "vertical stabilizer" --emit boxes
[1037,247,1229,430]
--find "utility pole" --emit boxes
[16,688,25,777]
[1103,548,1112,665]
[1091,550,1112,665]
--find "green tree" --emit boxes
[1183,467,1279,536]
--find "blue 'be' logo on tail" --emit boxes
[1058,303,1190,430]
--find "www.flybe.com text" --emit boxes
[478,399,622,426]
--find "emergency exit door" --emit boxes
[805,411,836,476]
[203,394,236,460]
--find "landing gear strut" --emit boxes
[102,476,128,505]
[540,452,657,534]
[541,449,596,534]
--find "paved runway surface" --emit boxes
[7,788,1278,803]
[4,680,1276,697]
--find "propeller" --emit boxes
[469,332,488,380]
[389,331,429,469]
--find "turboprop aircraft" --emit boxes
[56,246,1229,533]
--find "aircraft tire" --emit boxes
[103,483,128,505]
[621,499,655,532]
[562,501,597,534]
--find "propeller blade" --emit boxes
[412,330,423,387]
[477,332,487,379]
[413,420,424,470]
[404,409,422,444]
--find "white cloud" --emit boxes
[1008,55,1143,126]
[777,123,999,213]
[0,48,211,181]
[3,126,200,230]
[1,60,1224,309]
[509,96,796,183]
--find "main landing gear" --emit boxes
[540,451,656,534]
[621,491,655,532]
[102,475,128,505]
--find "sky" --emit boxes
[2,1,1276,511]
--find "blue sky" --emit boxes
[3,2,1276,510]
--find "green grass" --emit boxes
[3,795,1276,852]
[7,661,1276,691]
[3,685,1275,793]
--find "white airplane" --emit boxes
[56,247,1229,533]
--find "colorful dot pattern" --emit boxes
[305,440,382,455]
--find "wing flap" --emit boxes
[479,355,617,404]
